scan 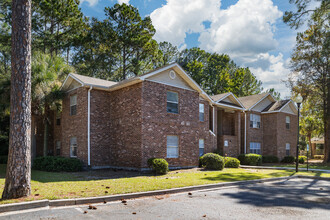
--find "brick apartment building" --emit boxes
[31,63,298,170]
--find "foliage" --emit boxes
[200,153,224,170]
[177,48,262,96]
[281,156,295,164]
[33,156,83,172]
[0,155,7,164]
[266,88,281,100]
[298,156,307,164]
[158,41,179,66]
[238,154,262,166]
[262,155,279,163]
[224,157,240,168]
[148,158,169,175]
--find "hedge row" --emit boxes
[33,156,83,172]
[238,154,262,166]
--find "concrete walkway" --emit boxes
[240,165,330,173]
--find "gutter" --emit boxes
[244,111,247,154]
[87,86,93,166]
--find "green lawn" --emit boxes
[0,164,329,205]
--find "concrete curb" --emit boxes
[0,199,49,213]
[1,175,329,213]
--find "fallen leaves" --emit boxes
[88,205,97,210]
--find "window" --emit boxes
[70,95,77,115]
[56,117,61,126]
[250,142,261,154]
[250,114,261,128]
[167,135,179,158]
[167,91,178,113]
[70,137,77,157]
[199,103,204,121]
[286,143,290,156]
[199,139,204,156]
[286,116,290,129]
[56,141,61,156]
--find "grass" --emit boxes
[0,164,329,205]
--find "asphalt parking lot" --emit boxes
[1,178,330,220]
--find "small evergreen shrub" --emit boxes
[149,158,169,175]
[0,155,8,164]
[299,156,307,164]
[281,156,295,163]
[147,158,156,167]
[238,154,262,166]
[199,156,205,168]
[224,157,240,168]
[200,153,224,170]
[262,155,279,163]
[33,156,83,172]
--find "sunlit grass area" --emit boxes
[0,164,329,204]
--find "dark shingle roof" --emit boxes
[262,100,290,112]
[237,93,269,109]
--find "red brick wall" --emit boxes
[61,87,88,164]
[245,111,263,154]
[262,113,278,156]
[140,81,217,168]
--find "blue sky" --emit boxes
[79,0,306,98]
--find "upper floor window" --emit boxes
[250,114,261,128]
[167,91,178,114]
[250,142,261,154]
[70,95,77,116]
[286,143,290,156]
[199,139,204,156]
[167,135,179,158]
[286,116,290,129]
[199,103,204,121]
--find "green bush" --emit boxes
[224,157,240,168]
[0,155,7,164]
[262,155,279,163]
[199,156,205,168]
[281,156,295,163]
[149,158,169,175]
[33,156,83,172]
[200,153,224,170]
[299,156,307,164]
[238,154,262,166]
[147,158,156,167]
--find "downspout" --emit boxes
[88,86,93,166]
[213,105,216,133]
[244,111,247,154]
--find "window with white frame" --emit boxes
[167,135,179,158]
[199,103,204,121]
[250,114,261,128]
[70,95,77,116]
[56,140,61,156]
[250,142,261,154]
[199,139,204,156]
[286,116,290,129]
[70,137,77,157]
[167,91,179,113]
[286,143,290,156]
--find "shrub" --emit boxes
[200,153,224,170]
[33,156,83,172]
[262,155,279,163]
[147,158,156,167]
[299,156,307,164]
[281,156,295,163]
[238,154,262,166]
[0,155,7,164]
[149,158,169,175]
[224,157,240,168]
[199,156,205,168]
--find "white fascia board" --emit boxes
[248,93,272,111]
[216,93,231,102]
[60,73,84,91]
[215,102,244,111]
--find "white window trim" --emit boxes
[70,137,77,158]
[250,114,261,128]
[199,103,204,121]
[167,135,179,158]
[70,94,77,115]
[250,142,261,154]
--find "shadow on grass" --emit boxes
[221,176,330,210]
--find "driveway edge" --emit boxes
[1,175,328,213]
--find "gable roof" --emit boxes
[237,93,270,110]
[211,92,245,109]
[262,100,290,112]
[211,93,231,102]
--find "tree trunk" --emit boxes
[2,0,32,199]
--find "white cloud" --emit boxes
[80,0,99,7]
[150,0,291,96]
[150,0,221,47]
[118,0,130,4]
